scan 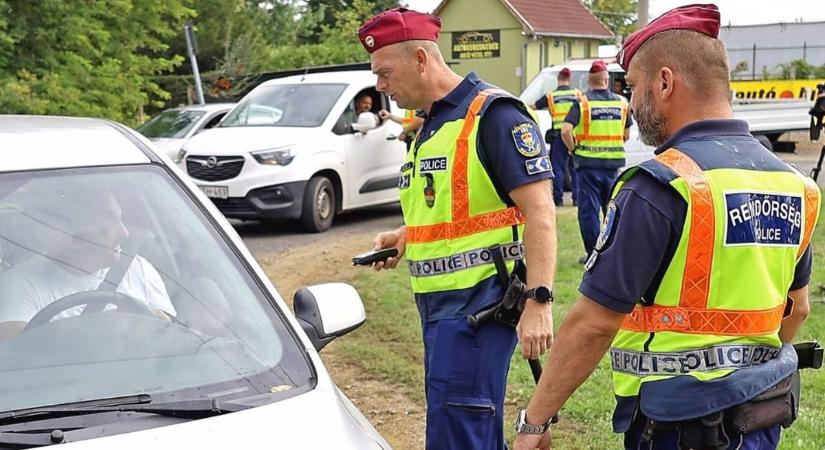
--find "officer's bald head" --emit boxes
[630,29,730,101]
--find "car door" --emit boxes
[336,89,406,209]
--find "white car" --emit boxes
[0,115,392,450]
[180,71,407,232]
[136,103,235,161]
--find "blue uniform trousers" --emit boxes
[422,315,518,450]
[624,423,780,449]
[549,135,577,206]
[575,166,618,255]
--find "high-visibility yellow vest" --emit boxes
[402,109,417,139]
[399,89,527,294]
[544,87,582,130]
[574,94,628,161]
[609,147,821,400]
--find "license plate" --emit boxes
[199,185,228,199]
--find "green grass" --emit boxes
[337,206,825,449]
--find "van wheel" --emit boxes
[301,176,335,232]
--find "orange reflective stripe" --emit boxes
[407,208,525,243]
[620,99,628,129]
[409,88,524,244]
[577,134,625,141]
[657,148,715,309]
[546,93,555,117]
[799,175,821,259]
[621,303,785,336]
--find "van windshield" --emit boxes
[137,110,204,139]
[0,166,313,413]
[220,83,347,128]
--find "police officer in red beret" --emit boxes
[513,4,820,449]
[532,67,580,207]
[358,7,558,450]
[561,60,632,264]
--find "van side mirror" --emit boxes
[351,112,378,133]
[293,283,366,351]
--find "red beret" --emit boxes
[590,60,607,74]
[618,3,721,71]
[358,8,442,54]
[559,67,571,78]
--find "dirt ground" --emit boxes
[257,230,426,450]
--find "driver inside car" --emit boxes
[0,182,176,341]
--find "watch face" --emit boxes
[535,286,552,302]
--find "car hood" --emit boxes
[183,126,319,155]
[60,386,390,449]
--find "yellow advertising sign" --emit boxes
[731,79,825,101]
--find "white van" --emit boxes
[180,71,407,232]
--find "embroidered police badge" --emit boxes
[595,200,618,251]
[511,122,542,157]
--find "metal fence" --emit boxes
[728,43,825,80]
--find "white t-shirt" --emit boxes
[0,255,176,323]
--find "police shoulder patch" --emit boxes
[595,200,619,252]
[511,122,542,157]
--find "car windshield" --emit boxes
[219,83,346,128]
[0,166,313,413]
[520,69,592,105]
[137,110,205,139]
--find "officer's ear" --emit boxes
[415,47,428,73]
[657,67,675,101]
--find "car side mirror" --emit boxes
[351,112,378,133]
[293,283,366,351]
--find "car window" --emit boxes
[220,83,347,128]
[0,166,313,413]
[137,110,205,139]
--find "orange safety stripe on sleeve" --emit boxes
[798,175,821,259]
[621,303,785,336]
[657,148,715,310]
[407,88,524,244]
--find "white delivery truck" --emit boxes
[180,70,407,232]
[520,59,813,168]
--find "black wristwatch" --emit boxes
[524,286,553,304]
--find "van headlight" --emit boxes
[251,147,296,166]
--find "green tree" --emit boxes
[584,0,637,38]
[0,0,194,125]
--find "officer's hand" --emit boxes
[372,228,406,271]
[513,430,552,450]
[378,109,391,120]
[397,133,406,141]
[516,300,554,359]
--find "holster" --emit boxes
[490,244,526,328]
[726,371,800,434]
[544,129,559,144]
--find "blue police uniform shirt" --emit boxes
[579,119,813,429]
[412,72,553,322]
[565,89,633,170]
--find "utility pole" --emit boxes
[638,0,649,27]
[184,22,205,105]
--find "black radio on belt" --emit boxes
[794,341,823,369]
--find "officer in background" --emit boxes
[561,60,631,263]
[358,8,557,450]
[532,68,580,207]
[513,4,820,450]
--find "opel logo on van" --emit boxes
[206,156,218,169]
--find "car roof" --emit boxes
[0,115,152,172]
[257,70,378,88]
[541,59,623,73]
[167,102,236,113]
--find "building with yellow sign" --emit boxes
[433,0,614,95]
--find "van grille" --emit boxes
[187,155,245,181]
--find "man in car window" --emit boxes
[0,182,176,341]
